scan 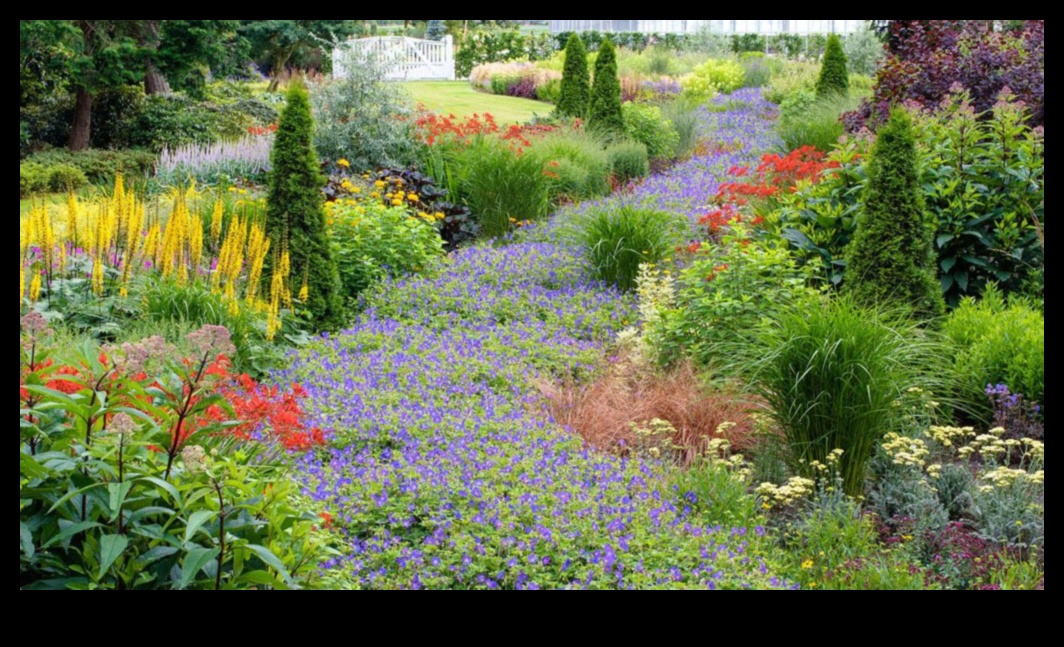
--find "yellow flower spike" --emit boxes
[20,264,26,308]
[29,272,42,303]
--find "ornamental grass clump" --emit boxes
[728,296,949,497]
[578,204,683,292]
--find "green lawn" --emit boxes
[400,81,551,124]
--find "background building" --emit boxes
[548,20,866,35]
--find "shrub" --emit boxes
[311,52,418,172]
[557,33,590,118]
[606,140,650,184]
[740,55,773,88]
[778,92,863,152]
[682,59,745,103]
[19,320,328,590]
[943,287,1044,418]
[816,34,850,98]
[577,204,682,291]
[847,20,1043,129]
[652,225,822,367]
[24,149,158,186]
[266,81,345,331]
[130,94,220,151]
[327,201,445,300]
[915,90,1043,306]
[588,39,624,135]
[844,25,886,76]
[536,78,562,104]
[729,297,947,496]
[20,121,31,157]
[45,164,88,193]
[20,162,48,198]
[845,109,944,319]
[622,103,679,160]
[764,60,819,105]
[670,451,762,529]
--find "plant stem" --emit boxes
[213,478,226,591]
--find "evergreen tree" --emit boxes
[816,33,850,98]
[845,109,945,319]
[588,38,624,134]
[426,20,446,41]
[266,80,345,331]
[556,33,590,119]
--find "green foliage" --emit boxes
[816,34,850,98]
[557,33,590,119]
[328,202,445,301]
[528,129,612,200]
[653,227,822,368]
[606,141,650,184]
[266,81,345,331]
[130,94,264,151]
[24,149,158,185]
[20,161,90,197]
[777,91,863,152]
[240,20,360,77]
[943,286,1044,416]
[727,297,948,496]
[142,280,293,376]
[19,332,327,590]
[682,58,745,103]
[310,54,418,172]
[845,109,945,319]
[915,91,1043,306]
[670,457,762,529]
[577,204,683,292]
[447,138,552,238]
[622,103,679,160]
[588,39,624,135]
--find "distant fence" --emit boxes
[334,36,455,81]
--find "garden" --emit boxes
[20,19,1043,590]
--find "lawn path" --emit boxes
[280,90,787,589]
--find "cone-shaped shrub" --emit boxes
[845,109,945,319]
[816,33,850,98]
[266,80,345,331]
[589,39,624,135]
[557,33,590,119]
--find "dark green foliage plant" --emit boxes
[24,149,158,185]
[588,39,624,135]
[557,33,590,119]
[622,103,679,160]
[845,109,944,319]
[606,141,650,184]
[266,81,345,331]
[816,34,850,98]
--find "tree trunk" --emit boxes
[69,87,92,151]
[144,60,172,95]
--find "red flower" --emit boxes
[46,366,83,395]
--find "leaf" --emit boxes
[108,481,134,522]
[940,257,956,273]
[97,535,129,580]
[935,234,954,249]
[136,546,179,568]
[956,271,969,293]
[19,452,50,480]
[20,522,35,559]
[43,521,103,549]
[246,545,294,587]
[178,547,219,590]
[184,510,216,545]
[139,477,182,504]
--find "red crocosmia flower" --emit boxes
[46,366,83,395]
[687,242,703,254]
[319,512,334,529]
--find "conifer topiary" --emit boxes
[266,80,345,331]
[426,20,446,41]
[557,33,590,119]
[845,109,945,319]
[589,38,624,135]
[816,33,850,98]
